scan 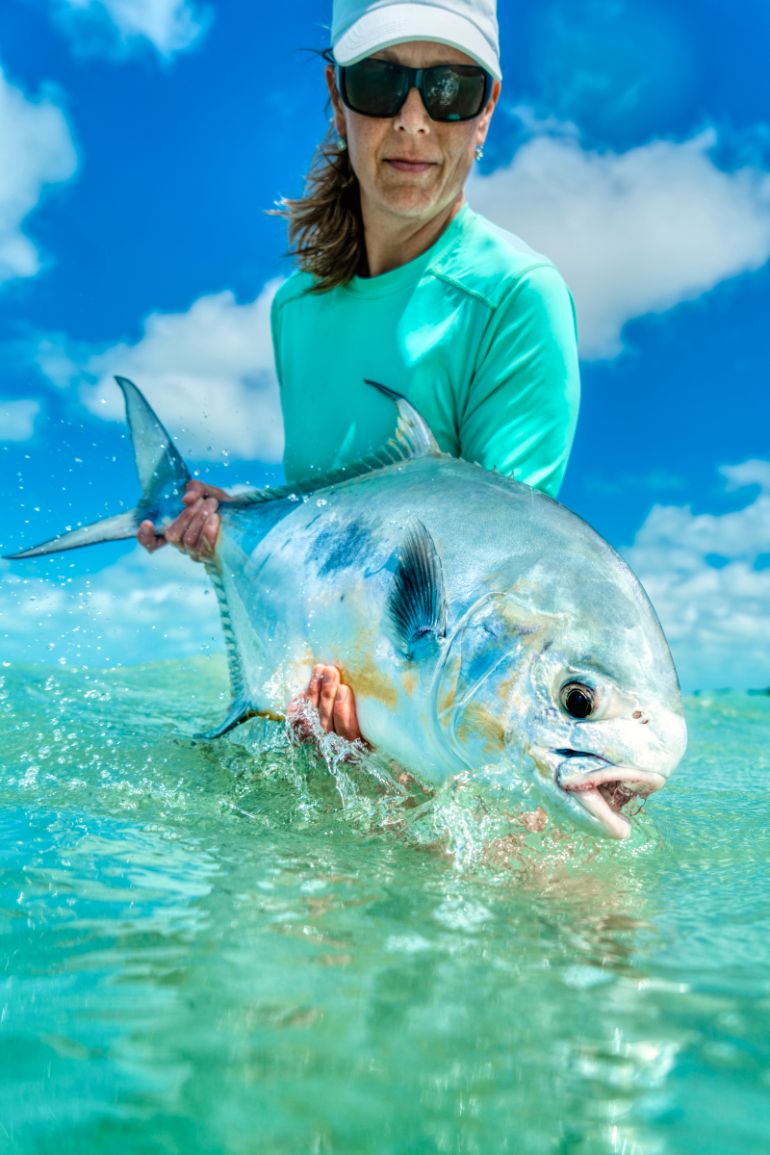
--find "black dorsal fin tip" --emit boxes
[364,379,441,460]
[387,520,447,660]
[364,379,401,402]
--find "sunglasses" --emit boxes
[328,53,492,123]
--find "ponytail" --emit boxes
[274,131,364,292]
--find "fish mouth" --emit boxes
[555,751,665,840]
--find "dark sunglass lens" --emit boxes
[342,59,406,116]
[423,66,488,121]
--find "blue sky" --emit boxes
[1,0,769,689]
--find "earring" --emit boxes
[336,136,347,151]
[474,143,485,162]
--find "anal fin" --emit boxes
[195,695,283,740]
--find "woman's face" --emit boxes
[327,40,500,231]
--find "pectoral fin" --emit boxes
[388,521,446,661]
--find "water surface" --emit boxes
[1,658,769,1154]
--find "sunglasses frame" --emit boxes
[324,50,492,123]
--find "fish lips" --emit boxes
[555,752,666,840]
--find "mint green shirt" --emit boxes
[271,205,580,497]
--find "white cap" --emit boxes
[331,0,501,80]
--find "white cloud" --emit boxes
[721,460,770,493]
[0,66,78,286]
[624,464,770,689]
[52,0,212,59]
[469,120,770,358]
[0,399,41,441]
[37,280,285,463]
[1,544,221,667]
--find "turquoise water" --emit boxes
[1,657,769,1155]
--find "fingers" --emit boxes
[182,480,231,506]
[137,519,166,553]
[182,480,208,505]
[181,498,221,560]
[305,665,325,713]
[317,666,341,733]
[286,666,338,743]
[301,665,363,741]
[332,683,363,742]
[286,694,315,743]
[138,480,226,560]
[164,496,221,561]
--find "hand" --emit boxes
[288,664,364,743]
[137,480,229,562]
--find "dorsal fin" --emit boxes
[365,379,439,459]
[229,379,440,510]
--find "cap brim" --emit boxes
[333,4,501,79]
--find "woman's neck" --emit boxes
[360,194,465,278]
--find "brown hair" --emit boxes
[274,131,365,292]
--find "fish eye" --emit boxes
[560,681,595,719]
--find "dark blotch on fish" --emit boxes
[314,520,374,575]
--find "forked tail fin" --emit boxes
[4,376,190,560]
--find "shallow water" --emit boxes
[1,657,769,1155]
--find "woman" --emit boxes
[138,0,580,743]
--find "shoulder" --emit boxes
[431,207,571,312]
[271,269,318,318]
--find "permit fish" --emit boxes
[7,377,687,839]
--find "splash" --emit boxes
[226,697,661,879]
